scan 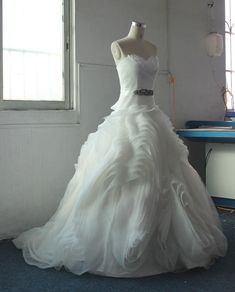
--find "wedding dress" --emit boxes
[13,54,227,277]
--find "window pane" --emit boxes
[226,72,232,93]
[231,0,235,26]
[225,0,235,110]
[3,0,64,101]
[232,34,235,71]
[226,72,233,110]
[225,32,231,71]
[232,72,235,95]
[225,0,231,28]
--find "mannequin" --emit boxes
[111,21,157,64]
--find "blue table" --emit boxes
[176,120,235,143]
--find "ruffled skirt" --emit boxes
[13,94,227,277]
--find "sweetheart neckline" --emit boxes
[116,54,159,68]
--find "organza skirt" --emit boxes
[13,94,227,277]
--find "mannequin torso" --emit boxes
[111,21,157,64]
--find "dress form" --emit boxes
[111,21,157,64]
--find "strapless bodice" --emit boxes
[111,55,159,112]
[116,54,159,95]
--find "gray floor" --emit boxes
[0,210,234,292]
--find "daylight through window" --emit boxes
[225,0,235,110]
[1,0,73,110]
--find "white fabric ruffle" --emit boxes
[13,54,227,277]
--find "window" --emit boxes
[225,0,235,110]
[0,0,75,111]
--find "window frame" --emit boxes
[0,0,76,111]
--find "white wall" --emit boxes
[0,0,225,238]
[167,0,225,178]
[168,0,225,128]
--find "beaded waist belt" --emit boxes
[134,89,154,96]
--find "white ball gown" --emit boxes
[13,54,227,278]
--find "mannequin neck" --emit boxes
[127,24,145,40]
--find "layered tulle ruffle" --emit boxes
[13,95,227,277]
